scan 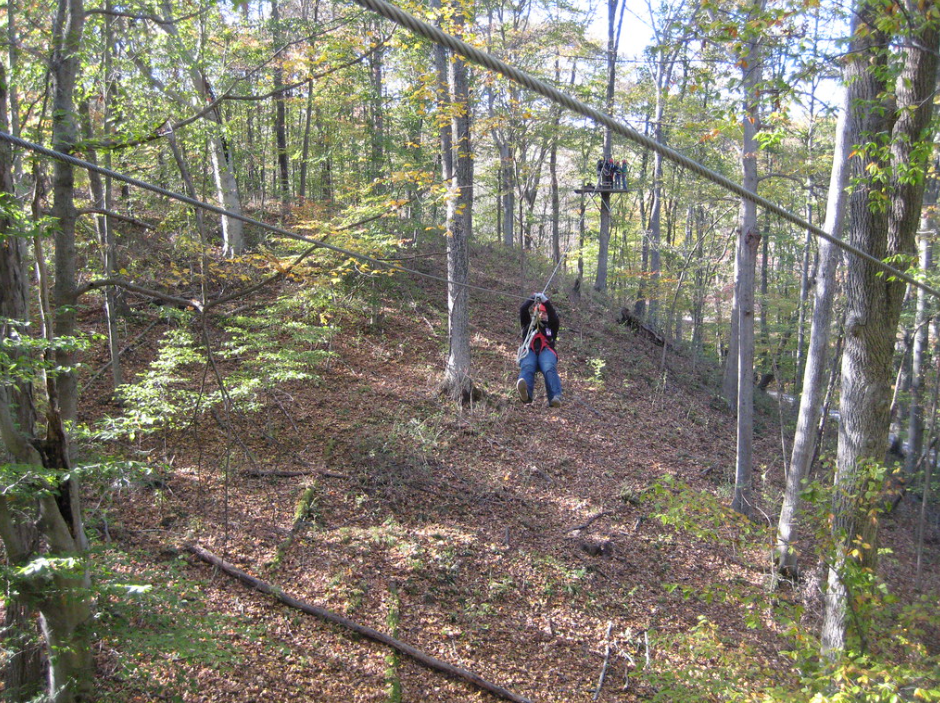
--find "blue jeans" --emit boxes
[519,348,562,402]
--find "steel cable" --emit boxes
[0,130,535,303]
[349,0,940,301]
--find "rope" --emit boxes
[515,242,570,364]
[348,0,940,302]
[0,130,532,304]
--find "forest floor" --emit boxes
[71,237,940,703]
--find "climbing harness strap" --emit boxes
[517,316,539,364]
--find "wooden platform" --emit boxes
[574,186,629,194]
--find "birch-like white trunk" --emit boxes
[775,87,850,578]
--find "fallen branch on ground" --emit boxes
[241,469,350,479]
[593,621,614,701]
[185,544,533,703]
[566,510,612,533]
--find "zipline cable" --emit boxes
[347,0,940,302]
[0,130,537,305]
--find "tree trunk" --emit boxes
[795,222,812,389]
[3,30,94,699]
[271,0,289,219]
[775,87,850,579]
[80,99,123,393]
[436,0,474,402]
[501,142,514,247]
[299,80,314,202]
[157,0,244,255]
[730,0,765,518]
[6,0,24,185]
[593,0,623,292]
[368,23,386,196]
[905,169,938,479]
[822,2,939,657]
[50,0,85,426]
[0,62,44,702]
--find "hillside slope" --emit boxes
[80,241,939,703]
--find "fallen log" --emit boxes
[242,469,349,479]
[185,544,532,703]
[617,308,669,350]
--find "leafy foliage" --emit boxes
[94,296,336,441]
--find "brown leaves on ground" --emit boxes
[78,243,940,703]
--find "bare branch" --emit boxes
[75,278,201,311]
[77,207,156,229]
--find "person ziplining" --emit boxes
[516,293,563,408]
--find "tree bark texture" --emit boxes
[822,2,939,657]
[0,61,45,703]
[435,0,474,402]
[730,0,764,518]
[272,0,290,217]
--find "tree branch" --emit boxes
[75,278,201,311]
[186,544,533,703]
[77,207,156,229]
[84,7,202,26]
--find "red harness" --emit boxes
[530,330,557,355]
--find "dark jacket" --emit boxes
[520,297,559,352]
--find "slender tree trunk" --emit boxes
[157,0,244,255]
[775,88,850,579]
[271,0,289,219]
[165,129,207,243]
[730,0,765,518]
[6,0,24,185]
[502,143,514,247]
[299,80,314,202]
[548,55,564,265]
[905,171,937,479]
[795,222,812,388]
[368,24,386,196]
[80,95,124,393]
[436,0,474,402]
[759,215,769,341]
[316,106,333,201]
[593,0,623,292]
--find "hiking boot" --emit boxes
[549,395,562,408]
[516,378,531,403]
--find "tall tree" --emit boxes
[593,0,624,293]
[436,0,475,402]
[775,86,850,579]
[0,60,44,703]
[730,0,766,517]
[271,0,290,219]
[905,166,938,479]
[0,1,96,699]
[821,1,940,657]
[640,0,698,327]
[153,0,245,256]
